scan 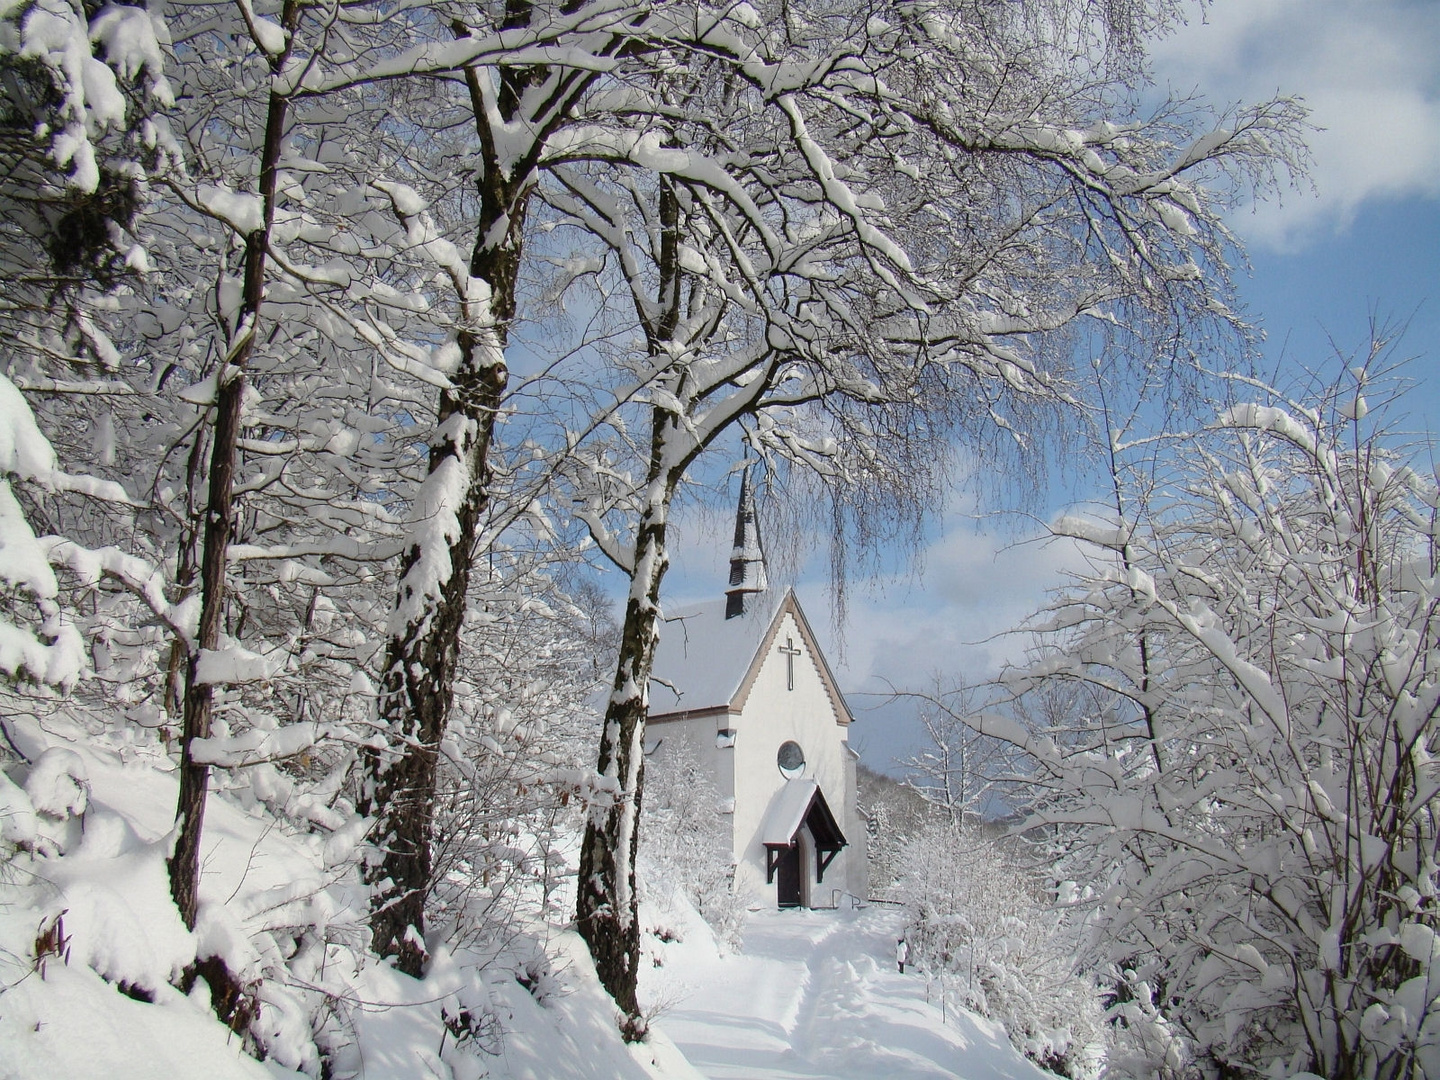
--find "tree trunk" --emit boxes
[359,319,510,975]
[168,2,298,935]
[168,372,243,929]
[577,176,695,1020]
[577,411,682,1020]
[356,0,604,976]
[358,156,524,977]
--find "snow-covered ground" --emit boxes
[0,710,1050,1080]
[645,903,1051,1080]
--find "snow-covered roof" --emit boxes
[648,592,784,715]
[648,588,854,724]
[760,779,819,845]
[759,778,846,850]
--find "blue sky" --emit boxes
[1240,200,1438,421]
[1155,0,1440,425]
[653,0,1440,773]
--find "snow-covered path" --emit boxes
[646,906,1051,1080]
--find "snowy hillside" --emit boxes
[0,708,644,1080]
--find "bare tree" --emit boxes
[896,681,1022,826]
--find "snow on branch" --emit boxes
[575,508,635,575]
[42,537,195,644]
[228,538,407,565]
[188,721,332,767]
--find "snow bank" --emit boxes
[0,962,298,1080]
[0,767,38,844]
[24,746,89,817]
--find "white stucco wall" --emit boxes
[842,744,869,900]
[646,712,736,808]
[730,611,859,905]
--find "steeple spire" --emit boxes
[726,465,767,619]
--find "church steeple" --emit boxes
[725,466,767,619]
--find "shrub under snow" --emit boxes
[991,362,1440,1078]
[640,740,747,951]
[899,823,1105,1079]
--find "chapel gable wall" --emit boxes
[731,610,852,899]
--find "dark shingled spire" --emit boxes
[725,466,767,619]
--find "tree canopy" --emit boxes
[1,0,1309,1056]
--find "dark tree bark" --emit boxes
[168,0,300,935]
[575,429,679,1020]
[574,169,754,1019]
[358,249,515,974]
[357,0,593,975]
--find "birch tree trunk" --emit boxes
[576,409,685,1021]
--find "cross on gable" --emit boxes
[778,635,801,690]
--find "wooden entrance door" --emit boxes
[775,844,801,907]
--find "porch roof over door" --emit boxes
[760,779,846,851]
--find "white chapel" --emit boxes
[647,472,868,908]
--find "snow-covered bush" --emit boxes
[989,359,1440,1078]
[0,0,171,285]
[426,575,606,948]
[0,374,87,690]
[640,740,746,951]
[899,823,1105,1078]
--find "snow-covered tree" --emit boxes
[336,0,644,974]
[161,0,315,941]
[897,681,1024,826]
[641,738,746,950]
[0,0,172,293]
[5,0,453,1018]
[0,0,179,703]
[985,351,1440,1077]
[553,0,1304,1020]
[900,822,1105,1078]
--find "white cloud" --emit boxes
[1150,0,1440,250]
[780,517,1094,771]
[804,517,1093,692]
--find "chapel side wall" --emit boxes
[732,611,855,903]
[647,713,736,811]
[844,746,869,901]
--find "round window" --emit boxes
[777,740,806,777]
